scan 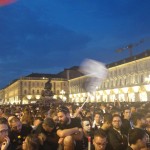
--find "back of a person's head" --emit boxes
[25,134,41,150]
[9,116,20,126]
[131,112,145,126]
[122,106,130,113]
[34,117,43,122]
[0,108,4,113]
[103,113,112,123]
[94,112,101,117]
[57,106,70,114]
[43,117,55,128]
[82,117,91,122]
[21,112,33,125]
[81,117,91,125]
[0,117,8,125]
[4,108,11,115]
[128,128,146,145]
[111,108,121,116]
[94,129,107,139]
[112,114,121,119]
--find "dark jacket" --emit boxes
[107,127,128,150]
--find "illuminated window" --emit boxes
[139,92,147,102]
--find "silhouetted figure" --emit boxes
[41,78,53,97]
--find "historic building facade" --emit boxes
[0,50,150,104]
[69,50,150,102]
[0,76,68,104]
[0,67,82,105]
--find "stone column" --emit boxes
[134,92,140,102]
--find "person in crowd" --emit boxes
[107,114,128,150]
[9,116,32,150]
[100,103,107,114]
[84,110,93,123]
[93,130,108,150]
[100,113,112,135]
[34,117,59,150]
[121,107,132,135]
[57,105,83,150]
[66,104,74,118]
[145,114,150,135]
[110,108,122,116]
[22,134,42,150]
[73,106,84,119]
[114,100,121,109]
[80,117,93,150]
[32,117,43,130]
[50,112,59,128]
[126,128,147,150]
[131,112,150,149]
[0,118,11,150]
[131,113,147,129]
[2,108,11,120]
[130,105,137,115]
[0,108,4,118]
[20,108,33,126]
[92,112,102,131]
[145,114,150,149]
[8,116,16,126]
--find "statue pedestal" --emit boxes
[39,78,63,106]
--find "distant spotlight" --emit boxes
[0,0,17,6]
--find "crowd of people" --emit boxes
[0,100,150,150]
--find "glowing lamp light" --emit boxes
[69,94,72,98]
[96,86,99,90]
[53,95,57,99]
[99,91,103,95]
[90,95,95,102]
[133,86,140,93]
[82,93,86,97]
[80,97,84,102]
[96,95,100,100]
[105,89,110,95]
[74,94,77,98]
[75,97,79,102]
[113,89,119,94]
[62,97,67,102]
[87,92,91,96]
[27,95,32,100]
[144,85,150,92]
[60,90,65,95]
[35,95,40,99]
[122,87,128,93]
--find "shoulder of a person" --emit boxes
[71,117,81,123]
[22,124,32,130]
[34,123,44,132]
